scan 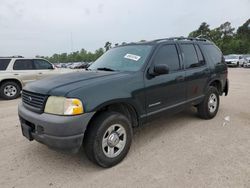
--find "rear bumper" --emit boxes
[223,79,229,96]
[18,102,95,153]
[226,62,238,67]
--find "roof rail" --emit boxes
[0,56,24,58]
[153,37,209,43]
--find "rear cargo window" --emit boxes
[202,44,223,65]
[0,59,11,70]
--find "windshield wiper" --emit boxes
[97,67,115,71]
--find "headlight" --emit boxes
[44,96,84,115]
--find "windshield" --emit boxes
[225,55,239,59]
[89,45,152,72]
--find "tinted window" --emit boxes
[154,44,180,71]
[13,60,34,70]
[195,45,204,62]
[181,44,200,68]
[202,44,222,65]
[0,59,11,70]
[34,59,53,69]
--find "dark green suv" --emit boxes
[18,37,229,167]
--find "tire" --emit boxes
[0,81,21,100]
[84,111,132,168]
[197,86,220,119]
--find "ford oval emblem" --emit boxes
[29,96,32,101]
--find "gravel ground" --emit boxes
[0,68,249,188]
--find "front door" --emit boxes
[144,44,186,116]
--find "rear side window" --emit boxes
[0,59,11,70]
[13,60,34,70]
[154,44,180,71]
[34,59,53,70]
[181,44,199,68]
[202,44,223,65]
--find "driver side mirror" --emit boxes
[150,64,169,76]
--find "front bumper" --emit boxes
[18,102,95,153]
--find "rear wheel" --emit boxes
[84,111,132,168]
[0,81,21,100]
[197,86,220,119]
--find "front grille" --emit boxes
[22,90,47,113]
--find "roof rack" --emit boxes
[0,56,24,58]
[153,37,209,43]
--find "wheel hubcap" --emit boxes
[208,93,217,113]
[102,124,127,158]
[4,85,17,97]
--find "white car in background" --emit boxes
[243,55,250,68]
[0,57,74,100]
[224,54,247,67]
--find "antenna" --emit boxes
[70,32,74,52]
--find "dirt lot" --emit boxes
[0,68,249,188]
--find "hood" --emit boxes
[24,70,130,96]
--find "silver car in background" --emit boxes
[224,54,247,67]
[243,55,250,68]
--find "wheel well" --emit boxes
[88,103,139,128]
[0,79,22,89]
[209,80,222,95]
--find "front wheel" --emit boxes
[0,81,21,100]
[84,111,132,168]
[197,86,220,119]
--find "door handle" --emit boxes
[38,72,43,75]
[175,76,184,82]
[14,73,19,76]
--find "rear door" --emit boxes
[144,43,186,115]
[179,43,210,101]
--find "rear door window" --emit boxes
[0,59,11,70]
[181,44,203,68]
[13,60,34,70]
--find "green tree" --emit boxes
[189,22,211,38]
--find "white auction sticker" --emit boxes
[124,53,141,61]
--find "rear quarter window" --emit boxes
[202,44,223,65]
[0,59,11,70]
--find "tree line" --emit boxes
[189,19,250,55]
[39,19,249,63]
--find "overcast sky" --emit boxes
[0,0,249,57]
